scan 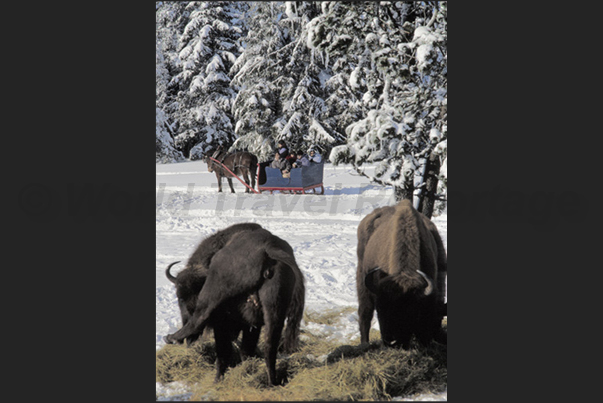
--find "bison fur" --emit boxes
[164,224,305,386]
[356,199,447,349]
[165,222,262,344]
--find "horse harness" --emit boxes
[211,150,248,177]
[211,149,228,177]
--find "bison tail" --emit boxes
[283,265,305,353]
[265,246,305,353]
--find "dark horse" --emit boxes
[203,147,258,193]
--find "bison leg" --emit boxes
[416,302,446,347]
[431,327,447,346]
[262,319,285,386]
[164,315,208,345]
[240,326,261,359]
[166,266,259,345]
[185,332,201,346]
[357,273,376,344]
[259,269,294,385]
[213,323,236,382]
[227,178,235,193]
[358,300,375,345]
[164,299,217,345]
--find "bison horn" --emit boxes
[416,270,434,296]
[165,261,181,283]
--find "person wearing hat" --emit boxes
[308,147,322,163]
[269,140,291,177]
[292,150,309,168]
[270,152,292,177]
[286,150,298,165]
[276,140,289,160]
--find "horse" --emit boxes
[204,148,258,193]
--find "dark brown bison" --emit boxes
[165,222,262,345]
[203,147,258,193]
[356,199,447,348]
[164,224,305,386]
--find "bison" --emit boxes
[356,199,447,349]
[165,222,262,345]
[164,224,305,386]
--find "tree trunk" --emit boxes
[417,151,441,219]
[394,180,414,203]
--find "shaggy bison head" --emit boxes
[166,262,204,323]
[364,267,437,348]
[165,261,207,344]
[165,222,263,331]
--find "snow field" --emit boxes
[156,160,447,400]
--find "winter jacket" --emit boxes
[270,157,292,171]
[308,152,322,163]
[277,146,289,160]
[293,155,310,167]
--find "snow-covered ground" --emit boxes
[156,160,447,401]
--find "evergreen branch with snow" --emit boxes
[156,1,447,211]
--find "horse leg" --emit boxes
[227,177,235,193]
[216,173,223,192]
[250,165,256,191]
[242,169,251,193]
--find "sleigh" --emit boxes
[257,162,325,195]
[206,154,324,195]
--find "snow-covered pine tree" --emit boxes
[156,39,182,163]
[232,1,350,161]
[393,1,447,213]
[156,1,447,212]
[328,1,447,214]
[156,107,183,163]
[167,1,247,159]
[229,2,291,162]
[306,2,378,146]
[274,2,342,158]
[156,1,189,163]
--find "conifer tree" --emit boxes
[155,2,447,214]
[156,107,183,163]
[275,2,342,157]
[169,2,247,159]
[328,1,447,212]
[229,2,290,161]
[231,2,346,161]
[156,2,187,163]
